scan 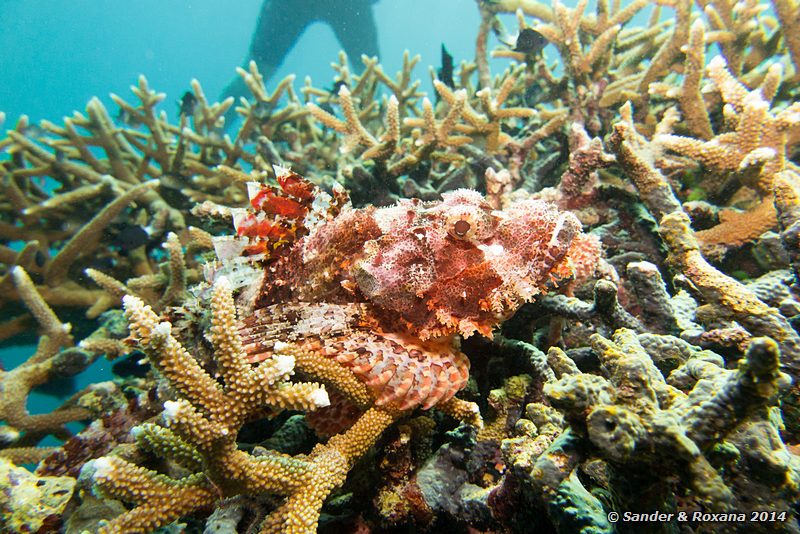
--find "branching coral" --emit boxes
[0,267,93,440]
[610,100,800,439]
[488,0,683,132]
[304,52,535,205]
[0,63,317,324]
[651,53,800,258]
[658,55,798,184]
[771,0,800,75]
[89,278,352,533]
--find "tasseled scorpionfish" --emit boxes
[208,166,595,415]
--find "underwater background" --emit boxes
[1,1,484,123]
[1,0,799,532]
[0,0,486,427]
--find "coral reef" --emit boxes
[1,0,800,532]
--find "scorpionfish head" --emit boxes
[354,188,587,340]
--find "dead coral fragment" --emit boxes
[0,457,76,533]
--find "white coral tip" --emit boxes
[311,388,330,408]
[153,321,172,337]
[215,275,231,291]
[122,294,139,308]
[162,400,182,422]
[708,55,727,69]
[273,341,290,353]
[92,457,115,479]
[273,354,296,375]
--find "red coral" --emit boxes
[232,166,345,260]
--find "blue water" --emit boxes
[1,0,485,124]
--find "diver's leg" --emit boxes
[220,0,315,119]
[322,0,380,75]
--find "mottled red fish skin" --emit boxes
[236,173,590,410]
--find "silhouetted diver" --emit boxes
[221,0,380,126]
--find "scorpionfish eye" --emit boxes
[445,207,496,241]
[437,189,498,241]
[453,219,471,237]
[447,211,476,240]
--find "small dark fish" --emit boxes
[34,250,47,268]
[11,151,24,168]
[116,107,141,128]
[438,44,455,89]
[117,225,150,252]
[112,351,151,378]
[319,102,336,116]
[22,124,46,138]
[87,256,116,271]
[514,28,548,55]
[524,82,545,107]
[330,80,349,95]
[178,91,197,116]
[252,100,276,120]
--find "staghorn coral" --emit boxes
[487,0,689,133]
[0,64,314,325]
[0,267,97,445]
[771,0,800,76]
[88,278,340,533]
[304,52,537,205]
[657,55,800,258]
